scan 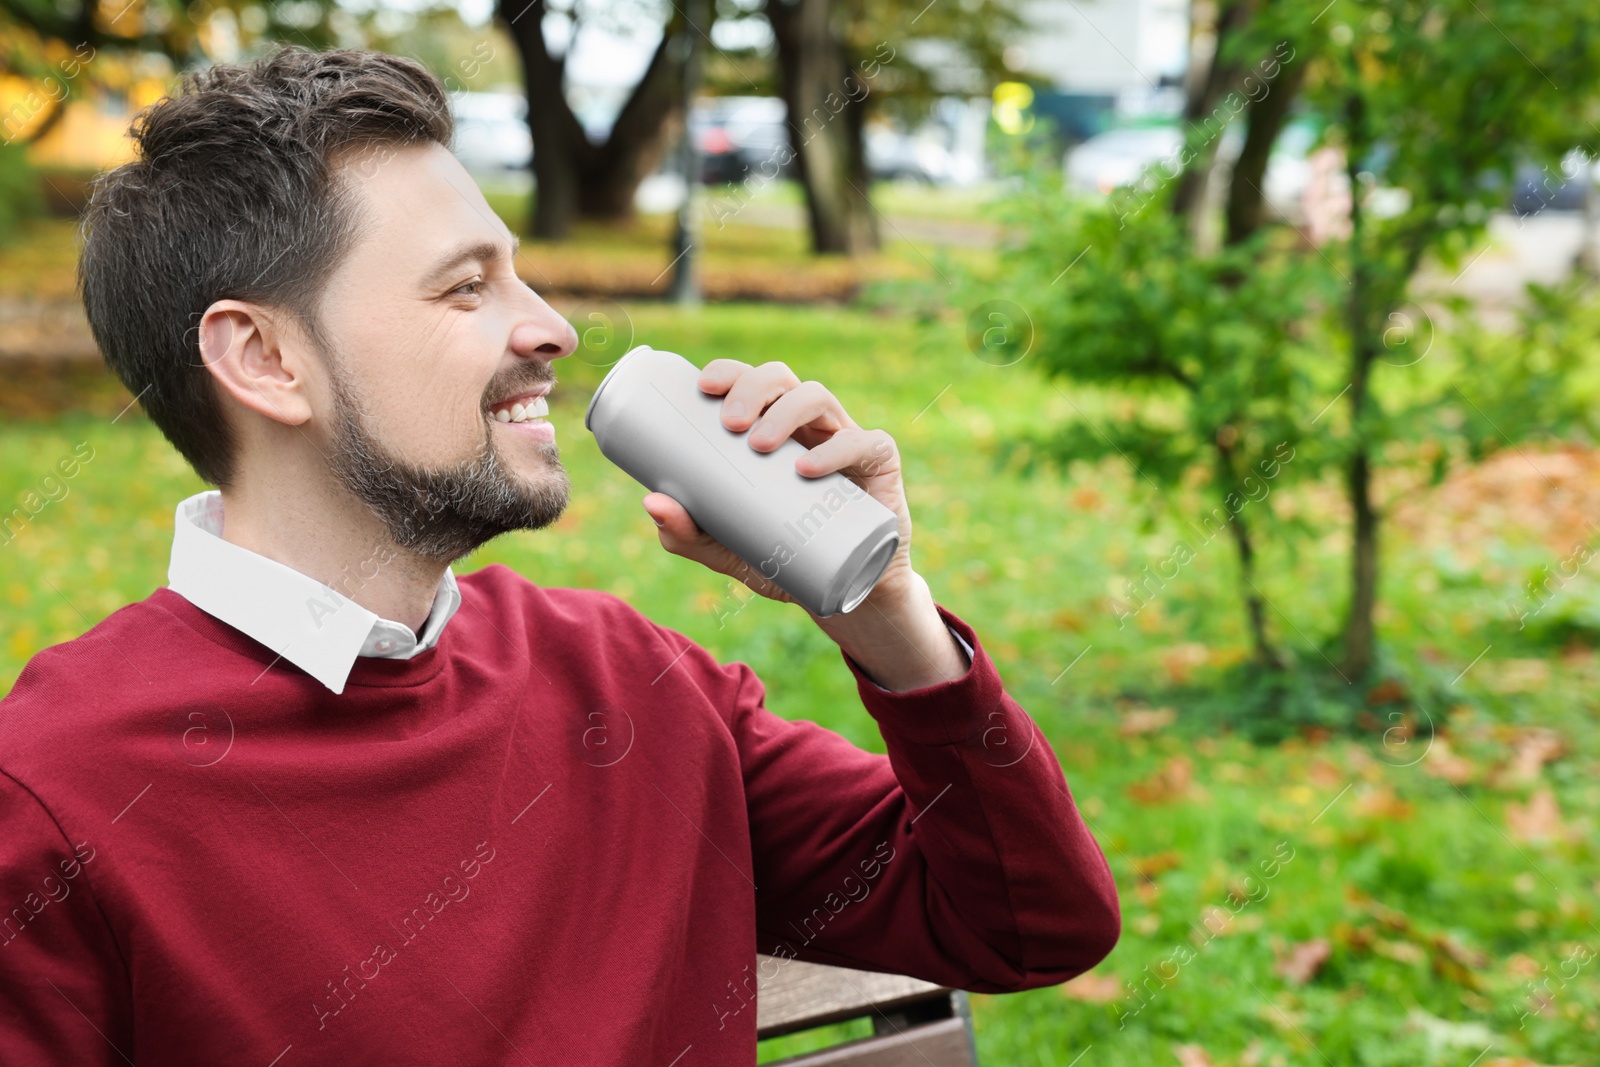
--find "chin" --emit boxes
[505,440,561,472]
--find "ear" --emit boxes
[197,300,315,427]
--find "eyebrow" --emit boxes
[419,232,522,289]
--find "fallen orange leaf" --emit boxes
[1131,850,1184,880]
[1119,705,1177,737]
[1158,643,1209,685]
[1060,970,1123,1003]
[1506,789,1565,842]
[1353,785,1415,821]
[1420,739,1478,785]
[1307,758,1345,788]
[1367,679,1408,705]
[1501,727,1567,784]
[1173,1045,1214,1067]
[1128,757,1196,805]
[1276,939,1332,984]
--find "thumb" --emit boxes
[643,492,696,534]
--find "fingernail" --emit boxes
[724,401,746,420]
[651,515,664,527]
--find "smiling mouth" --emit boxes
[487,385,552,424]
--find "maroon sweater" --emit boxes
[0,563,1119,1065]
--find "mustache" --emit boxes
[483,367,557,408]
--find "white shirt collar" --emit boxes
[166,490,461,695]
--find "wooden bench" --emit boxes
[754,954,979,1065]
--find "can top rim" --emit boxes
[584,345,654,432]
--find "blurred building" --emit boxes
[1010,0,1189,93]
[1008,0,1191,152]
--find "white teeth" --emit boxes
[491,394,550,423]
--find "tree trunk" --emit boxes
[500,0,590,239]
[1343,448,1378,678]
[1224,58,1307,245]
[497,0,689,239]
[1215,440,1284,668]
[669,0,707,304]
[1179,14,1296,668]
[1340,89,1379,680]
[768,0,879,254]
[583,17,691,219]
[1171,0,1258,227]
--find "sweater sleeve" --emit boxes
[0,771,133,1066]
[646,600,1121,994]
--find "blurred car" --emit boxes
[866,125,955,184]
[449,91,532,173]
[1510,150,1596,215]
[677,97,962,186]
[689,96,794,184]
[1063,124,1190,195]
[1062,118,1405,227]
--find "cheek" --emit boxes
[356,317,498,460]
[406,378,494,464]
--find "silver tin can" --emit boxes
[585,345,900,617]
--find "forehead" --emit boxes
[333,140,512,269]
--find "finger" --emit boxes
[747,380,852,452]
[793,427,900,480]
[696,359,751,398]
[642,492,701,545]
[642,496,748,578]
[714,360,802,431]
[643,493,781,598]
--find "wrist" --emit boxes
[818,570,967,692]
[814,565,927,638]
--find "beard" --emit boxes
[320,355,571,564]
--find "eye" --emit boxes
[451,279,485,298]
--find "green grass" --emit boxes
[3,302,1598,1066]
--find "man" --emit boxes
[0,45,1119,1065]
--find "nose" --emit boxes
[511,284,579,362]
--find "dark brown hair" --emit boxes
[77,45,454,488]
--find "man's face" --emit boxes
[305,141,580,562]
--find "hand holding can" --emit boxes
[585,346,901,617]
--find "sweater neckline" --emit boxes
[148,585,454,690]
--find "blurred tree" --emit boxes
[362,7,523,94]
[0,0,358,155]
[987,0,1600,693]
[1293,0,1600,677]
[494,0,696,239]
[0,0,350,71]
[765,0,1021,254]
[0,0,197,150]
[668,0,709,303]
[0,0,204,69]
[989,156,1335,670]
